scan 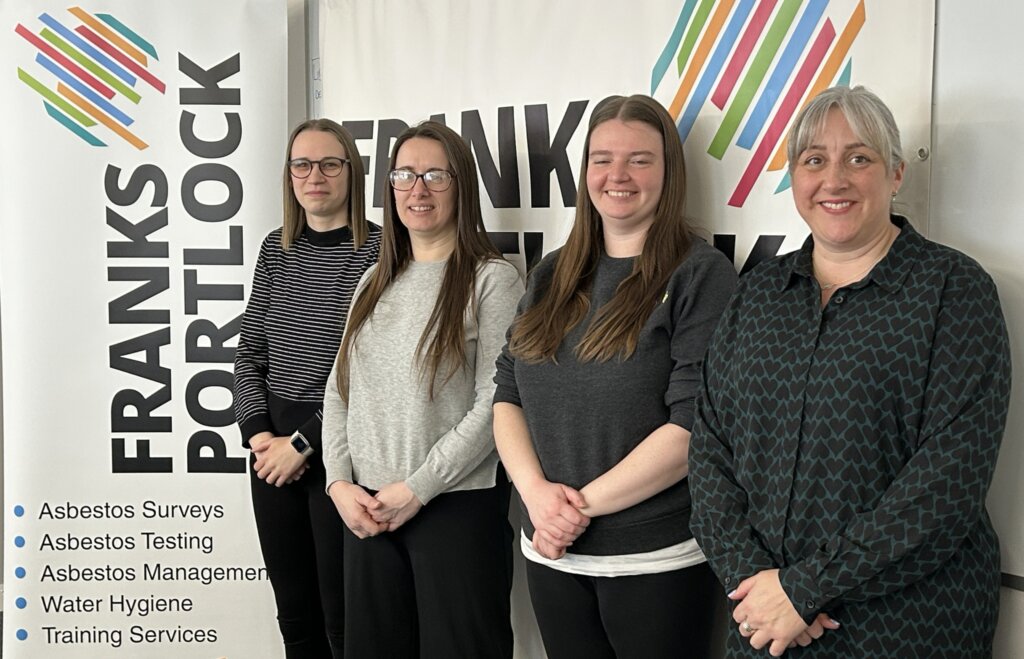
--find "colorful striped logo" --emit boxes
[652,0,865,207]
[15,7,166,150]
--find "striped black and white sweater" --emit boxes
[233,222,381,452]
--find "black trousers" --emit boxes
[250,456,346,659]
[343,478,514,659]
[526,559,720,659]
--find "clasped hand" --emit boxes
[367,481,423,531]
[730,569,840,656]
[328,480,423,538]
[251,433,308,487]
[522,479,590,560]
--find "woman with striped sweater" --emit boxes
[234,119,380,658]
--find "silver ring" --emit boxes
[742,622,755,633]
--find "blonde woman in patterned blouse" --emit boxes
[690,86,1011,658]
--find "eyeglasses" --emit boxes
[288,157,349,178]
[388,169,455,192]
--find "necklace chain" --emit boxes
[816,229,898,292]
[819,258,881,290]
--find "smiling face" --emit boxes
[289,129,350,229]
[392,137,458,243]
[791,108,904,252]
[586,118,665,238]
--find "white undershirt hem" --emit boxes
[520,530,707,577]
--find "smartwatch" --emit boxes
[290,430,314,457]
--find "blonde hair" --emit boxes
[787,85,904,174]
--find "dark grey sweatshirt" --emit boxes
[493,241,737,555]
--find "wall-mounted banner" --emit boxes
[0,0,285,656]
[319,2,934,655]
[320,0,934,275]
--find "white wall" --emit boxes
[287,0,308,125]
[0,302,4,598]
[931,2,1024,657]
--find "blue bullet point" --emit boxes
[16,629,27,641]
[13,505,24,517]
[14,536,25,548]
[15,597,26,609]
[15,567,26,579]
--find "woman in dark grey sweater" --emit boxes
[494,95,737,658]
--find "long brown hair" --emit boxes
[336,121,502,400]
[281,119,370,250]
[509,94,692,363]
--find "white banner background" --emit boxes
[319,1,934,656]
[1,1,285,656]
[320,0,933,269]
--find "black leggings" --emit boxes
[250,456,347,659]
[343,479,514,659]
[526,559,721,659]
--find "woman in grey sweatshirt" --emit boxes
[322,121,523,658]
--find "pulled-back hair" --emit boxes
[509,94,692,363]
[281,118,370,250]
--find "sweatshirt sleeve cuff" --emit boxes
[492,383,522,407]
[668,402,694,432]
[324,459,353,493]
[297,413,323,454]
[239,413,273,449]
[406,464,445,506]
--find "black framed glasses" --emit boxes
[288,157,349,178]
[388,168,455,192]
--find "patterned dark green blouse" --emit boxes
[690,217,1011,658]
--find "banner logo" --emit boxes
[14,7,166,150]
[652,0,865,207]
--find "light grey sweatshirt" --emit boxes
[323,258,524,504]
